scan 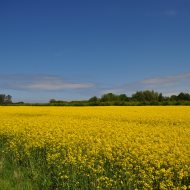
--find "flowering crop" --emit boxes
[0,106,190,189]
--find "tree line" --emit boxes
[0,94,12,104]
[49,90,190,106]
[1,91,190,106]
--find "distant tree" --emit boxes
[100,93,118,102]
[132,90,159,102]
[158,93,164,102]
[118,94,128,101]
[16,101,24,104]
[132,91,144,101]
[89,96,98,102]
[0,94,12,104]
[5,95,12,103]
[170,95,178,101]
[177,92,190,101]
[49,99,56,103]
[0,94,5,104]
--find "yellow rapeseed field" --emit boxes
[0,106,190,189]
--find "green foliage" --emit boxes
[0,146,38,190]
[89,96,99,102]
[177,92,190,101]
[118,94,128,101]
[132,90,160,102]
[0,94,12,104]
[1,91,190,106]
[100,93,118,102]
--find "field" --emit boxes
[0,106,190,190]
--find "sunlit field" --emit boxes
[0,106,190,190]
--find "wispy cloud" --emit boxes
[100,71,190,96]
[141,72,190,86]
[1,72,189,99]
[0,74,94,91]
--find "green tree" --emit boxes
[5,95,12,103]
[89,96,99,102]
[132,90,159,102]
[0,94,12,104]
[158,93,164,102]
[118,94,128,101]
[170,95,178,101]
[100,93,118,102]
[0,94,5,104]
[177,92,190,101]
[49,99,56,103]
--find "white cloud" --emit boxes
[141,72,190,85]
[100,71,190,96]
[1,72,189,98]
[0,74,94,91]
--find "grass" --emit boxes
[0,157,36,190]
[0,145,57,190]
[0,138,38,190]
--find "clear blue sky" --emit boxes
[0,0,190,102]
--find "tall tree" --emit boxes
[100,93,118,102]
[132,90,159,102]
[118,94,128,101]
[177,92,190,101]
[0,94,6,104]
[0,94,12,104]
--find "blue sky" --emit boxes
[0,0,190,102]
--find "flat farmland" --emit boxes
[0,106,190,190]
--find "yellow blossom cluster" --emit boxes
[0,106,190,189]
